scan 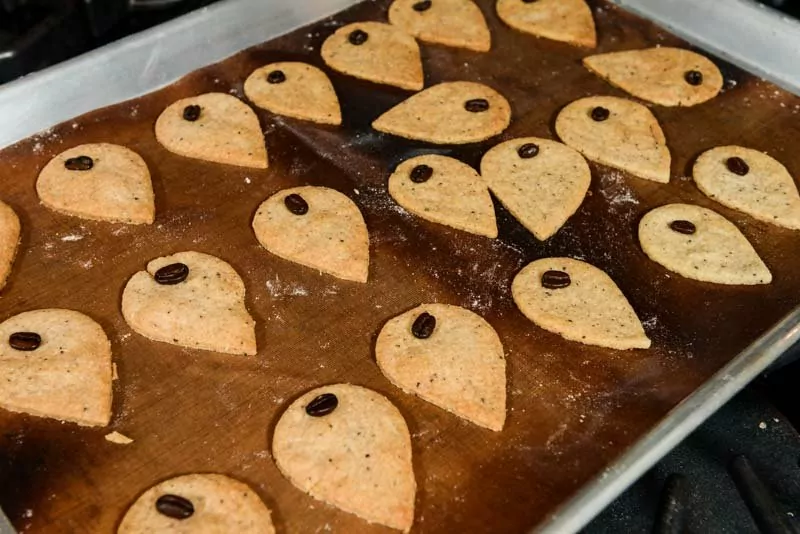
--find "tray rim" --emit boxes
[1,1,799,533]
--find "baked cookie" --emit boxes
[693,146,800,230]
[321,22,424,91]
[155,92,268,169]
[481,137,591,240]
[512,258,651,350]
[121,251,257,355]
[496,0,596,48]
[388,0,491,52]
[0,200,20,291]
[252,186,369,283]
[273,384,416,532]
[376,303,506,431]
[118,473,275,534]
[0,309,112,426]
[555,95,671,183]
[638,203,772,285]
[388,154,497,237]
[584,47,724,107]
[373,81,511,144]
[36,143,155,224]
[244,62,342,125]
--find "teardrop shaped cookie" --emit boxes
[373,81,511,144]
[36,143,155,224]
[496,0,596,48]
[512,258,651,350]
[244,62,342,125]
[389,154,497,237]
[0,200,20,291]
[155,92,268,169]
[321,22,423,91]
[481,137,590,240]
[376,304,506,431]
[638,203,772,285]
[693,146,800,230]
[273,384,416,532]
[119,474,276,534]
[583,47,724,107]
[253,186,369,283]
[388,0,491,52]
[0,309,113,426]
[121,251,257,354]
[555,96,671,183]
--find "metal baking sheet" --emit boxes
[0,1,799,533]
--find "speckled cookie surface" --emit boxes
[496,0,596,47]
[0,200,20,291]
[388,0,491,52]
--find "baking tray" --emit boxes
[0,0,799,533]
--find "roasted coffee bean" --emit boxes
[284,194,309,215]
[590,106,610,122]
[154,263,189,285]
[64,156,94,171]
[182,105,201,122]
[684,70,703,86]
[412,0,432,11]
[411,312,436,339]
[669,220,697,235]
[521,0,538,3]
[517,143,540,159]
[267,70,286,84]
[9,332,41,351]
[464,98,490,112]
[155,494,194,520]
[541,270,571,289]
[726,156,749,176]
[306,393,338,417]
[410,164,433,183]
[349,29,368,45]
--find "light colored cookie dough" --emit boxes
[693,146,800,230]
[252,186,369,283]
[555,95,671,183]
[36,143,155,224]
[389,154,497,237]
[121,251,257,355]
[0,309,112,426]
[388,0,491,52]
[118,473,275,534]
[373,81,511,144]
[155,92,268,169]
[638,203,772,285]
[273,384,415,532]
[0,200,20,291]
[512,258,651,350]
[243,62,342,125]
[376,303,506,431]
[321,22,423,91]
[481,137,590,240]
[496,0,596,48]
[583,47,724,107]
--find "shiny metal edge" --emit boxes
[534,306,800,534]
[0,0,360,148]
[611,0,800,96]
[0,509,12,534]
